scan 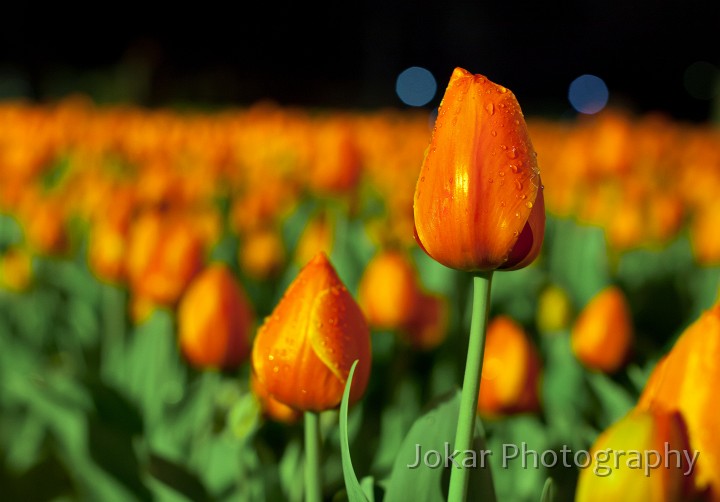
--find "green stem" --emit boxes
[447,272,493,502]
[304,411,322,502]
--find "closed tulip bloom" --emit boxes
[358,250,421,330]
[637,300,720,500]
[575,409,695,502]
[251,253,371,413]
[478,316,541,416]
[414,68,545,272]
[126,211,204,305]
[178,264,254,370]
[571,286,633,373]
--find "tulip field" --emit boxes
[1,71,720,502]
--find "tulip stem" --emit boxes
[448,272,493,502]
[304,411,322,502]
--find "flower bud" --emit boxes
[126,211,204,305]
[178,264,254,370]
[637,300,720,499]
[251,253,371,413]
[413,68,545,272]
[571,286,633,373]
[575,409,696,502]
[358,250,421,330]
[478,316,541,416]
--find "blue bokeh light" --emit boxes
[568,74,609,114]
[396,66,437,107]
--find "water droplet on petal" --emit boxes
[526,201,534,208]
[268,354,275,361]
[485,103,495,115]
[507,147,518,159]
[491,130,497,137]
[515,179,523,190]
[499,171,505,177]
[513,230,519,237]
[420,176,425,182]
[488,178,494,183]
[510,164,519,173]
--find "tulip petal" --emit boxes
[309,285,371,406]
[501,183,546,270]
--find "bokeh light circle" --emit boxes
[396,66,437,107]
[568,74,609,114]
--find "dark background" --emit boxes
[1,1,718,120]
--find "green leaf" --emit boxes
[147,452,211,502]
[384,390,496,502]
[339,360,369,502]
[540,477,555,502]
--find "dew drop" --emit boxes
[513,230,519,237]
[488,178,494,183]
[510,164,519,173]
[273,365,279,373]
[491,130,497,137]
[507,147,518,159]
[526,201,534,209]
[500,144,507,151]
[515,179,523,190]
[498,171,505,177]
[500,201,505,207]
[515,212,520,218]
[420,176,425,182]
[485,103,495,115]
[268,354,275,361]
[498,87,508,94]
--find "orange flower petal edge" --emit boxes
[414,67,544,272]
[251,252,371,413]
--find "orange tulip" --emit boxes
[178,264,254,370]
[571,286,633,373]
[637,300,720,500]
[88,220,128,284]
[358,250,421,330]
[399,292,449,351]
[478,316,541,416]
[413,68,545,272]
[251,252,371,413]
[239,228,286,280]
[294,215,334,267]
[126,211,204,305]
[575,409,696,502]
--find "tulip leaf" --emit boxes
[339,360,370,502]
[384,389,496,502]
[540,477,555,502]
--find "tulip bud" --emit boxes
[239,228,286,280]
[478,316,541,416]
[251,252,371,413]
[571,286,633,373]
[178,264,254,370]
[536,284,573,333]
[413,68,545,272]
[637,300,720,499]
[358,250,421,330]
[575,409,696,502]
[126,211,204,305]
[399,292,449,351]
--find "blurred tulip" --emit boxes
[239,228,286,280]
[478,316,541,416]
[413,68,545,272]
[399,292,449,351]
[126,211,204,305]
[251,373,301,424]
[294,215,333,267]
[178,264,254,370]
[690,200,720,266]
[575,409,696,502]
[19,191,68,256]
[0,247,33,292]
[307,118,362,194]
[571,286,633,373]
[358,250,421,330]
[637,300,720,500]
[536,284,573,333]
[88,220,128,284]
[251,252,371,413]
